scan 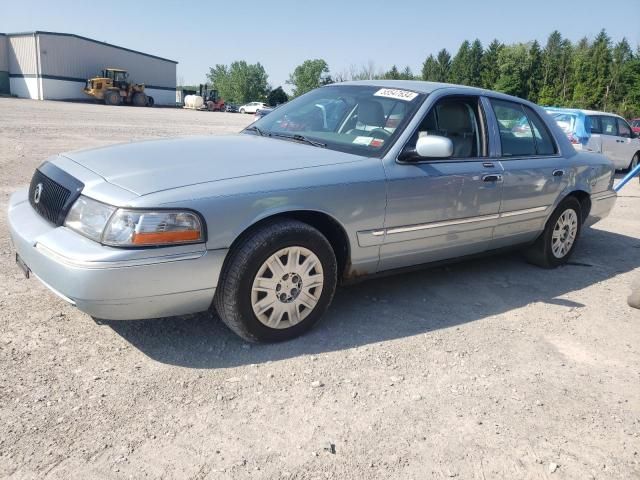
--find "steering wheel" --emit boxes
[369,128,391,140]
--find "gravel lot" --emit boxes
[1,98,639,480]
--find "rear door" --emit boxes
[599,115,625,168]
[488,98,569,248]
[585,115,603,153]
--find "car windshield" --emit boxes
[245,85,425,156]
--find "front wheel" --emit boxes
[629,153,639,172]
[132,92,147,106]
[104,90,121,106]
[239,108,245,114]
[214,219,337,342]
[525,197,582,268]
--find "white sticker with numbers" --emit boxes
[374,88,418,102]
[353,136,373,146]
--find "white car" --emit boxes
[238,102,268,114]
[546,107,640,171]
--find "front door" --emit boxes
[487,98,570,248]
[379,95,503,271]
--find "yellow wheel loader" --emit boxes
[83,68,154,106]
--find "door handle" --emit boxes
[552,169,565,177]
[482,174,503,182]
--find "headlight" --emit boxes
[102,209,204,246]
[64,196,204,247]
[64,196,116,242]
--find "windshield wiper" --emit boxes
[269,132,327,148]
[244,125,265,136]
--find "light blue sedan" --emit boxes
[8,81,617,342]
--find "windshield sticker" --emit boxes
[374,88,418,102]
[370,138,385,148]
[353,136,373,146]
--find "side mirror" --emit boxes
[399,135,453,161]
[416,135,453,158]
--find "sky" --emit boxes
[2,0,639,92]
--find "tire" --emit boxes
[214,219,338,343]
[240,108,245,114]
[525,197,582,268]
[132,92,147,106]
[147,96,154,107]
[629,153,639,172]
[104,90,121,106]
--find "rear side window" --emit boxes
[523,106,556,155]
[588,115,602,134]
[600,116,617,135]
[491,99,557,157]
[617,118,631,138]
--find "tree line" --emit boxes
[419,30,639,117]
[204,29,639,117]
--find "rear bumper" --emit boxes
[8,189,227,320]
[585,190,617,227]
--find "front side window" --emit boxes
[491,99,556,157]
[248,85,425,157]
[617,118,632,138]
[407,96,486,158]
[600,116,617,135]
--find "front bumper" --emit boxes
[8,189,227,320]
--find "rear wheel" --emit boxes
[147,96,154,107]
[214,219,337,343]
[104,90,121,106]
[132,92,147,106]
[525,197,582,268]
[629,153,639,171]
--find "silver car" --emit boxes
[8,81,617,342]
[547,107,640,171]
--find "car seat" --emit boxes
[436,102,475,157]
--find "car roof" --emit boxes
[327,80,538,105]
[545,106,624,119]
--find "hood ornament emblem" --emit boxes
[33,183,43,204]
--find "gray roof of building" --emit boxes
[5,31,178,64]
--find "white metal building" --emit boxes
[0,31,177,105]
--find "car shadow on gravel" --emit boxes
[102,227,640,368]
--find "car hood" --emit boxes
[62,134,364,196]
